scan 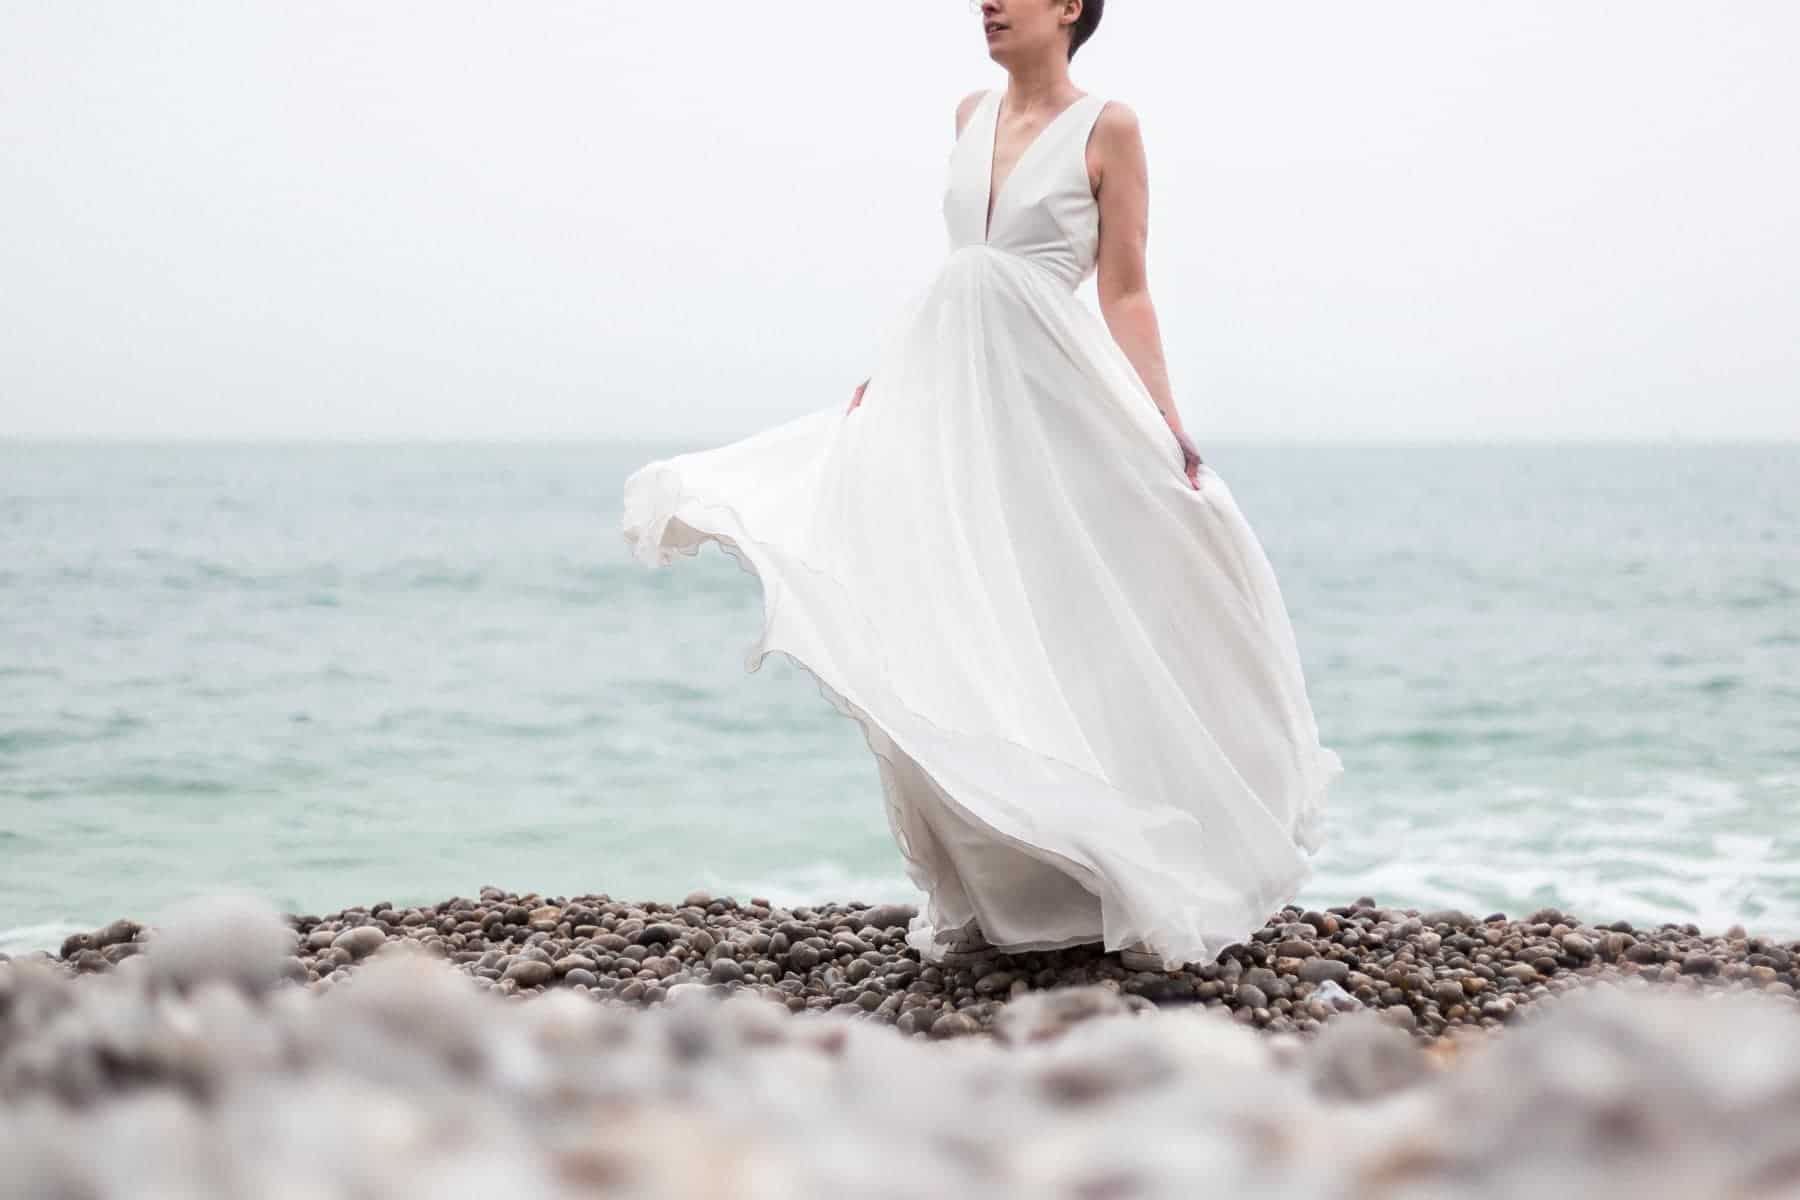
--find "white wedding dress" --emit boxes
[620,88,1343,970]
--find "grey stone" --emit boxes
[502,959,553,987]
[861,903,918,930]
[332,926,387,960]
[930,1011,979,1038]
[145,894,299,993]
[1299,958,1351,986]
[1305,1011,1431,1101]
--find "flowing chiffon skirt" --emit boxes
[622,243,1342,969]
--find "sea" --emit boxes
[3,439,1796,957]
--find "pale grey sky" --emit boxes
[2,2,1795,442]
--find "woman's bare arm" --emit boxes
[1090,101,1203,482]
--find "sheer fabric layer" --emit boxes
[621,245,1342,970]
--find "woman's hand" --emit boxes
[1172,426,1204,489]
[846,377,870,414]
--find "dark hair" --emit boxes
[1068,0,1103,60]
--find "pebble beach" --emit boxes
[7,887,1800,1197]
[36,886,1800,1042]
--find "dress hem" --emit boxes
[620,463,1343,972]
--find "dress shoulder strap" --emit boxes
[1069,93,1110,147]
[960,87,1000,144]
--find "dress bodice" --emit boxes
[942,89,1111,291]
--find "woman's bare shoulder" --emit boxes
[1085,98,1144,193]
[1091,96,1142,142]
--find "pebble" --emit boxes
[30,887,1800,1057]
[332,926,386,960]
[930,1011,979,1038]
[861,903,918,930]
[503,959,553,988]
[1298,958,1351,986]
[141,892,298,993]
[37,952,1792,1197]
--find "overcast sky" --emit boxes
[2,2,1795,442]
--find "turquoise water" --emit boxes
[3,440,1796,955]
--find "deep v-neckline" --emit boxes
[982,88,1090,243]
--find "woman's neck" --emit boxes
[1001,58,1077,112]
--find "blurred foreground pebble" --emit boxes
[3,890,1799,1197]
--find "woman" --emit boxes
[621,0,1342,973]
